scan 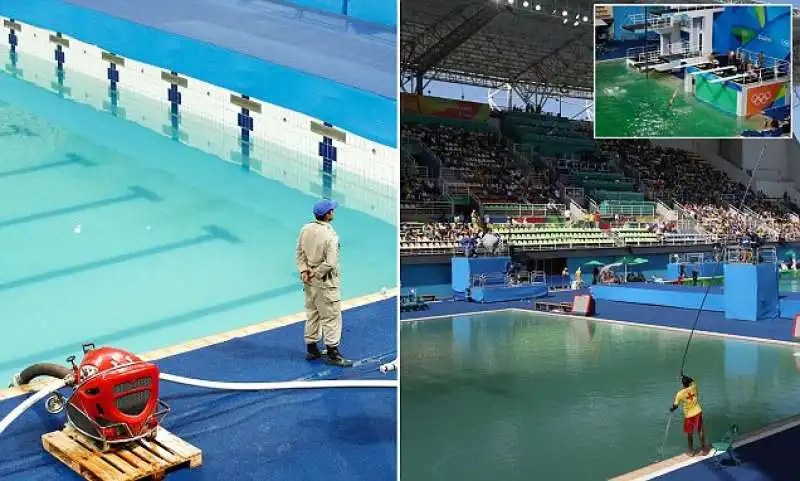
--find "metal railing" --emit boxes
[399,201,455,221]
[483,203,565,218]
[724,245,777,264]
[470,271,546,289]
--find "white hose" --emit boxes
[0,371,396,440]
[0,380,65,436]
[379,359,398,374]
[160,373,397,390]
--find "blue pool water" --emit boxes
[0,47,396,384]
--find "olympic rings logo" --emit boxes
[750,91,774,106]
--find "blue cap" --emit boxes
[313,199,338,217]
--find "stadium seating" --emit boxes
[399,109,800,258]
[611,227,660,245]
[491,224,616,249]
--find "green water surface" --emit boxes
[595,60,764,138]
[401,311,800,480]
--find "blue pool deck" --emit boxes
[0,296,397,481]
[401,288,800,481]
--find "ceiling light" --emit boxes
[523,0,529,7]
[535,4,541,10]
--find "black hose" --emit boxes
[13,363,71,386]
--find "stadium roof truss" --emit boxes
[401,0,799,107]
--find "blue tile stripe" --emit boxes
[166,72,181,141]
[6,21,20,76]
[318,121,337,199]
[107,62,119,115]
[54,44,64,69]
[237,95,254,170]
[8,29,17,52]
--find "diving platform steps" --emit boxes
[42,426,202,481]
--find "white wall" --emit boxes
[1,18,397,223]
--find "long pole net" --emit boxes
[678,144,766,374]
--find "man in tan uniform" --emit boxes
[295,199,352,367]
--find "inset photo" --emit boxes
[594,4,792,138]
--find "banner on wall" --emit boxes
[745,82,786,116]
[401,93,489,121]
[712,5,791,62]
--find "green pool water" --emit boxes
[595,60,765,138]
[401,311,800,480]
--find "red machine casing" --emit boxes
[68,347,161,442]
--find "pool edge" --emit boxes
[0,287,399,401]
[402,306,800,348]
[610,414,800,480]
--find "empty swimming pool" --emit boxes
[401,310,800,480]
[0,46,396,384]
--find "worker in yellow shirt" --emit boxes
[670,372,709,456]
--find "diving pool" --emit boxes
[400,310,800,480]
[594,60,766,138]
[0,45,396,384]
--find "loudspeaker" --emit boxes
[572,294,595,316]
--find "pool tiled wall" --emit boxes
[1,17,397,223]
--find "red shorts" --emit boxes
[683,413,703,434]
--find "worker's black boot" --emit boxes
[306,343,323,361]
[325,346,353,368]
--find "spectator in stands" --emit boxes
[480,229,503,256]
[459,233,476,257]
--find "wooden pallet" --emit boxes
[42,426,202,481]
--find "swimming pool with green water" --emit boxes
[595,60,765,138]
[401,310,800,480]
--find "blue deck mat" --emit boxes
[0,0,396,147]
[655,422,800,481]
[0,298,397,481]
[401,289,794,342]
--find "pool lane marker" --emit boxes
[163,71,187,142]
[0,185,159,228]
[231,94,259,171]
[0,152,94,179]
[0,288,398,401]
[49,32,70,98]
[0,225,239,293]
[313,121,344,201]
[4,19,20,77]
[102,52,124,117]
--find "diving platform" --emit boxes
[649,56,712,72]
